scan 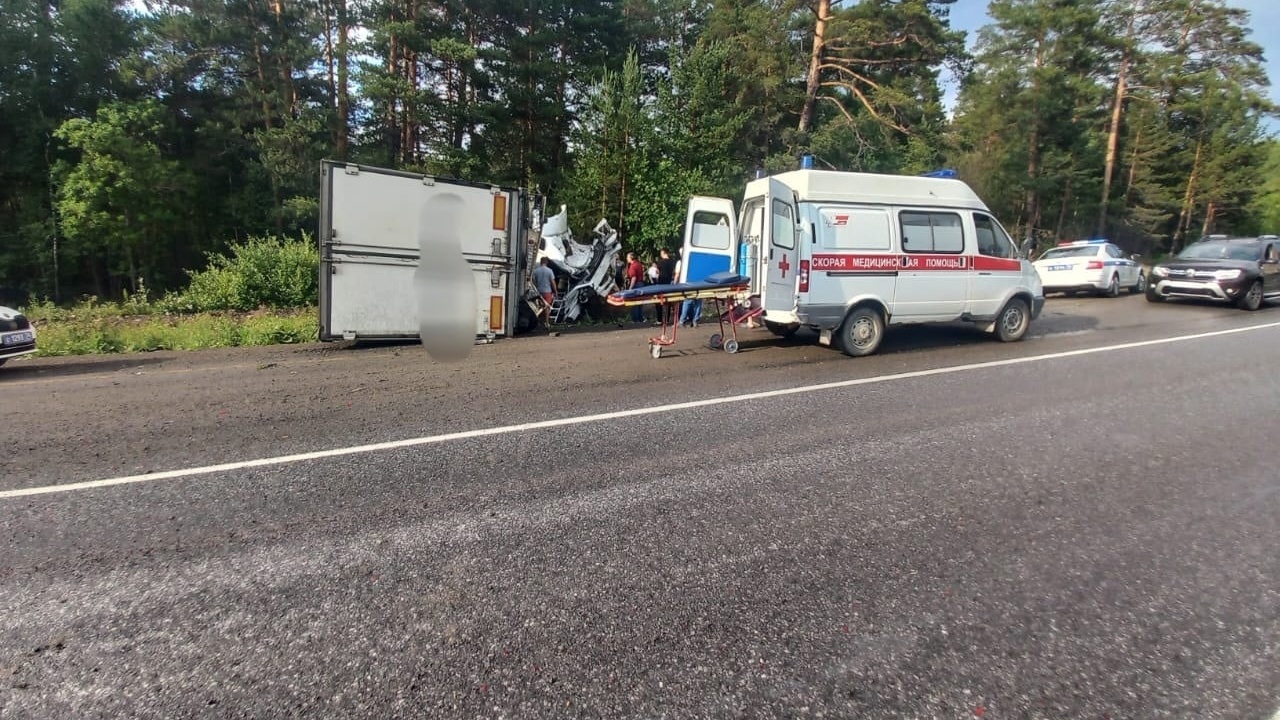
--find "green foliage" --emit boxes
[162,235,319,313]
[30,308,317,357]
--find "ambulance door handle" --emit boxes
[978,271,993,276]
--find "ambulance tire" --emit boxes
[835,307,884,357]
[994,297,1031,343]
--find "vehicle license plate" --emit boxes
[2,331,32,345]
[1048,264,1072,271]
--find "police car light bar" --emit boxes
[1056,238,1109,246]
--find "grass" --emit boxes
[23,298,318,358]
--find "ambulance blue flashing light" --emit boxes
[920,168,958,179]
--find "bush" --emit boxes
[162,233,319,313]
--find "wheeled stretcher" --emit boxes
[606,271,757,358]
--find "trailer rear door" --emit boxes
[318,162,522,342]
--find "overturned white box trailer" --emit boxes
[317,160,539,343]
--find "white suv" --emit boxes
[0,306,37,366]
[1033,239,1146,297]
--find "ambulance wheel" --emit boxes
[723,339,739,354]
[835,307,884,357]
[708,333,723,350]
[650,343,662,359]
[995,297,1030,343]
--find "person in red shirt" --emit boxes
[625,252,646,323]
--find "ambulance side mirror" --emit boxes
[1019,238,1035,259]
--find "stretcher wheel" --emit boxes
[650,343,662,359]
[708,333,723,349]
[723,339,739,354]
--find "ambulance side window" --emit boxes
[974,213,1016,259]
[771,199,795,250]
[900,211,964,254]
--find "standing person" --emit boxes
[646,259,661,323]
[624,252,646,323]
[680,297,703,328]
[531,256,556,329]
[655,248,679,326]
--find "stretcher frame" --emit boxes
[606,277,758,358]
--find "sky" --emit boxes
[939,0,1280,133]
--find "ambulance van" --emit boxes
[678,169,1045,357]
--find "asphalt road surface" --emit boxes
[3,294,1279,719]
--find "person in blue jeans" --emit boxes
[679,298,702,327]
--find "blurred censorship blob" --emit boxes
[415,193,476,362]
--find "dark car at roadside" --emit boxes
[1146,235,1280,310]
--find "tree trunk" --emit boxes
[797,0,831,134]
[1200,200,1217,237]
[335,0,349,160]
[1097,12,1133,237]
[249,0,274,130]
[1023,29,1047,241]
[1123,121,1143,202]
[386,17,399,164]
[1055,175,1073,240]
[1172,139,1203,251]
[271,0,297,119]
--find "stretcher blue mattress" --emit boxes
[610,272,750,301]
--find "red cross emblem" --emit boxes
[778,254,790,278]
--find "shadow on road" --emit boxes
[0,355,169,380]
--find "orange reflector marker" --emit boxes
[490,296,503,331]
[492,194,507,231]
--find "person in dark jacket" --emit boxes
[654,248,679,326]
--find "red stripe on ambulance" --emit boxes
[971,256,1023,271]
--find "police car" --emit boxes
[1032,239,1146,297]
[0,305,37,366]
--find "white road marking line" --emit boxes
[4,320,1280,500]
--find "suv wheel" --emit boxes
[1237,280,1263,311]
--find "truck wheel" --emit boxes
[1145,286,1165,303]
[835,307,884,357]
[995,298,1030,343]
[515,301,538,334]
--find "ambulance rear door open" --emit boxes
[679,197,738,282]
[761,178,800,322]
